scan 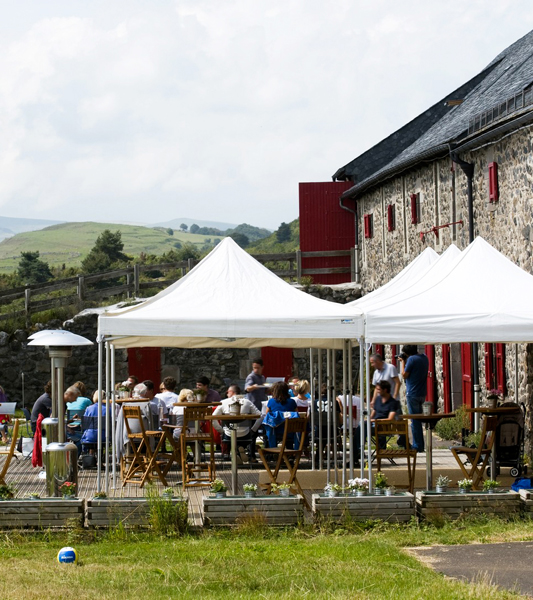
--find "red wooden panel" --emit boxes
[489,162,499,202]
[261,347,293,381]
[425,344,436,408]
[442,344,451,413]
[496,343,506,396]
[127,347,161,388]
[410,193,419,224]
[461,343,473,423]
[374,344,384,358]
[299,181,354,284]
[484,343,494,390]
[390,345,398,367]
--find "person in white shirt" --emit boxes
[370,353,401,406]
[154,377,180,410]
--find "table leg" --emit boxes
[231,428,238,495]
[491,444,497,481]
[426,423,433,490]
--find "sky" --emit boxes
[0,1,532,230]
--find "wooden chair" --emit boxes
[451,415,498,490]
[374,420,417,494]
[180,405,216,488]
[259,416,309,508]
[122,406,168,488]
[0,420,20,485]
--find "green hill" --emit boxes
[0,222,214,274]
[248,219,299,254]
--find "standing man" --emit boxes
[370,353,401,405]
[400,345,429,453]
[195,376,222,404]
[245,358,267,462]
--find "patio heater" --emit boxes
[28,330,93,496]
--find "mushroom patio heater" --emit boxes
[28,330,93,496]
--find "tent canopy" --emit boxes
[365,237,533,344]
[98,237,363,349]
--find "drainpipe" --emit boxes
[339,197,360,284]
[451,150,480,430]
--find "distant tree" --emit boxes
[229,232,250,248]
[166,228,174,236]
[82,229,129,274]
[175,242,200,261]
[213,238,221,246]
[173,241,182,249]
[276,222,291,243]
[180,223,188,232]
[18,251,53,284]
[190,224,200,234]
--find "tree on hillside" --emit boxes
[276,222,291,243]
[175,242,200,261]
[166,228,174,236]
[190,224,199,234]
[180,223,188,232]
[229,232,249,248]
[18,251,53,284]
[82,229,130,273]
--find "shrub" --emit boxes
[435,406,469,441]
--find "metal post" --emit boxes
[332,349,338,485]
[348,340,354,480]
[365,344,372,492]
[359,339,365,477]
[105,342,110,494]
[97,337,103,493]
[515,344,519,404]
[55,358,65,444]
[342,342,347,488]
[309,348,315,471]
[326,349,331,483]
[111,344,117,489]
[318,349,323,470]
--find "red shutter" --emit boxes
[442,344,451,413]
[461,343,473,427]
[391,345,398,367]
[127,347,162,388]
[425,344,436,408]
[374,344,384,358]
[410,193,419,224]
[495,343,506,396]
[364,214,373,238]
[488,162,499,202]
[261,347,293,381]
[484,343,495,390]
[387,204,395,231]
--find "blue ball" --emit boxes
[57,546,78,564]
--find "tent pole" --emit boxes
[105,342,110,494]
[366,344,372,492]
[342,341,347,488]
[332,349,338,484]
[326,349,331,483]
[309,348,315,471]
[111,344,116,489]
[96,337,103,493]
[515,344,519,404]
[359,338,365,478]
[348,339,354,480]
[318,349,323,470]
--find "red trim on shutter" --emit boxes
[425,345,436,408]
[484,343,495,390]
[410,193,419,224]
[489,162,499,202]
[387,204,395,231]
[374,344,384,358]
[364,214,373,238]
[391,345,398,367]
[496,343,506,396]
[461,343,474,427]
[442,344,451,413]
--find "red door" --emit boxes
[461,343,473,427]
[442,344,451,413]
[127,347,162,388]
[261,347,294,380]
[425,345,436,409]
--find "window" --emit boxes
[364,213,373,239]
[484,343,506,394]
[410,193,420,224]
[387,204,395,231]
[488,162,499,202]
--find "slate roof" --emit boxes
[335,29,533,198]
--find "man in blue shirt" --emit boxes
[400,345,429,452]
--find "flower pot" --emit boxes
[327,490,338,498]
[244,491,256,498]
[215,491,227,499]
[436,486,448,494]
[356,490,367,497]
[459,488,471,494]
[63,495,76,500]
[385,489,394,497]
[374,488,384,496]
[487,489,495,494]
[422,402,433,416]
[488,398,498,409]
[279,488,290,497]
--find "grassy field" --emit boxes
[0,518,530,599]
[0,222,215,273]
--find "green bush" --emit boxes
[435,406,469,441]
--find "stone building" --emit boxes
[327,29,533,444]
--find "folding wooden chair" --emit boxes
[0,420,20,485]
[259,416,310,509]
[122,406,168,488]
[451,415,498,490]
[180,405,215,488]
[375,420,417,493]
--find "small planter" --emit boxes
[436,486,448,494]
[0,498,84,529]
[62,495,77,500]
[244,491,256,499]
[203,494,304,526]
[215,491,227,499]
[279,488,290,498]
[385,489,394,497]
[356,490,367,497]
[416,490,520,521]
[313,492,415,523]
[374,488,384,496]
[459,487,472,494]
[86,497,188,528]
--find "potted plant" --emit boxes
[458,478,473,494]
[348,477,369,497]
[374,472,388,495]
[26,492,40,500]
[436,475,451,493]
[483,479,501,494]
[272,483,292,497]
[93,491,107,499]
[0,484,15,500]
[385,485,396,497]
[243,483,257,498]
[161,487,175,498]
[210,478,227,498]
[486,389,501,409]
[324,482,343,497]
[195,388,207,403]
[60,481,77,499]
[118,385,130,399]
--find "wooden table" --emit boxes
[203,413,262,495]
[465,406,521,478]
[400,412,455,490]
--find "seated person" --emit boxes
[154,377,180,410]
[263,381,298,450]
[66,385,92,416]
[71,381,93,412]
[294,380,311,411]
[212,385,262,463]
[31,381,52,435]
[170,388,195,442]
[80,390,106,452]
[195,376,222,404]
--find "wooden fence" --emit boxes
[0,249,357,324]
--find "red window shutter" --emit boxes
[410,193,419,224]
[391,344,398,367]
[364,214,373,238]
[488,162,499,202]
[387,204,395,231]
[461,343,473,427]
[374,344,384,358]
[442,344,451,413]
[425,345,436,408]
[484,343,495,390]
[495,343,506,396]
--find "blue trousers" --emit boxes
[406,395,425,451]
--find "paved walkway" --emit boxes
[408,542,533,597]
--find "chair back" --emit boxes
[375,419,409,438]
[182,405,212,422]
[123,405,147,437]
[0,419,19,483]
[281,416,307,451]
[481,416,498,451]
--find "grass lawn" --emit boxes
[0,517,530,599]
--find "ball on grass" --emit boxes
[57,546,78,564]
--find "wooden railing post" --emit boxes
[187,258,194,272]
[24,287,31,328]
[296,250,302,283]
[78,275,85,301]
[133,264,140,297]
